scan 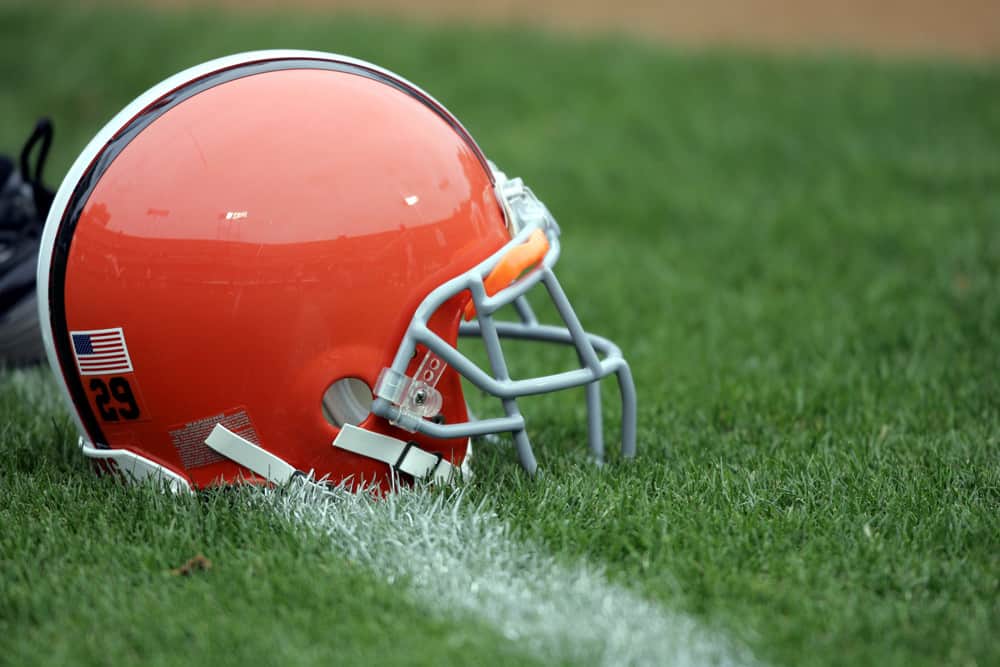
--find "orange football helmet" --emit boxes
[38,51,635,492]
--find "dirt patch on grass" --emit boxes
[147,0,999,60]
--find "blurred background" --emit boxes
[143,0,1000,60]
[2,3,998,667]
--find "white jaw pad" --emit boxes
[80,440,192,493]
[204,423,299,485]
[332,423,459,485]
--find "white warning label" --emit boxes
[168,407,261,470]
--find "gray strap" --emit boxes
[204,423,298,484]
[332,423,457,484]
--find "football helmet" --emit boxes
[38,51,635,492]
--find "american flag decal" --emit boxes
[70,328,134,376]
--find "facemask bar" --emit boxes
[372,169,636,475]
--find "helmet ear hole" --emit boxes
[322,377,373,428]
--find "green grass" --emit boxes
[2,3,999,666]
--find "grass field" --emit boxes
[2,3,999,666]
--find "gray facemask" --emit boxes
[371,163,637,474]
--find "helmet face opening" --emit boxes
[38,50,636,492]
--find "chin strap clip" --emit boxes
[332,423,459,485]
[375,350,447,432]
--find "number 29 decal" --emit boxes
[88,376,145,422]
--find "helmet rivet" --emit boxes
[413,389,427,406]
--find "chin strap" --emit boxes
[204,423,302,484]
[204,422,461,486]
[332,423,460,485]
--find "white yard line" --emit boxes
[261,480,759,667]
[8,369,756,666]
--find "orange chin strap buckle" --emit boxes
[463,229,550,321]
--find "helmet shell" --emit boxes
[41,54,510,489]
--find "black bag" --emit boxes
[1,118,54,366]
